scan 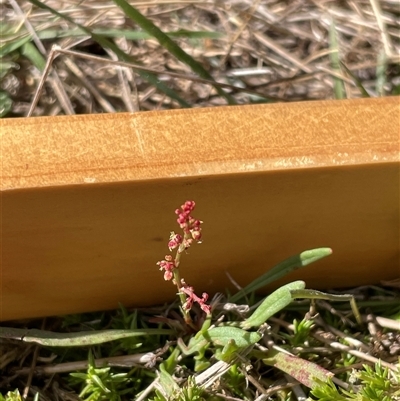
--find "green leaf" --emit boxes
[20,42,46,71]
[229,248,332,303]
[241,281,306,329]
[261,348,334,389]
[0,326,173,347]
[158,363,180,397]
[0,61,19,79]
[207,326,261,348]
[0,389,23,401]
[0,35,31,58]
[0,91,12,118]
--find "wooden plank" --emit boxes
[1,97,399,321]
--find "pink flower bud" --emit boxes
[168,232,183,251]
[157,255,176,281]
[164,270,173,281]
[191,230,202,241]
[182,238,193,249]
[182,200,195,212]
[179,282,211,314]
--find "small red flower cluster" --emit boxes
[180,280,211,314]
[168,233,183,252]
[175,200,202,245]
[156,255,176,281]
[156,201,210,316]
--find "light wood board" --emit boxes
[1,97,399,321]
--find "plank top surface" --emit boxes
[2,97,398,190]
[1,97,399,321]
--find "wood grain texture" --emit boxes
[1,97,399,321]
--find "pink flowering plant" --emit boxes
[156,201,211,328]
[153,200,364,392]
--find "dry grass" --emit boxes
[2,0,399,117]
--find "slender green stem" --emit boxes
[172,231,195,328]
[291,288,362,325]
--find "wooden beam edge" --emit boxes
[2,97,399,191]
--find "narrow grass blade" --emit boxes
[229,248,332,303]
[37,28,223,41]
[0,35,32,57]
[27,0,190,108]
[328,19,346,99]
[340,61,370,98]
[20,42,46,71]
[112,0,235,105]
[291,288,362,325]
[0,327,173,347]
[376,49,387,96]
